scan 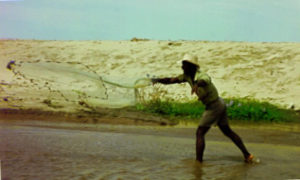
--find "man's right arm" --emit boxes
[152,77,184,84]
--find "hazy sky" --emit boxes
[1,0,300,42]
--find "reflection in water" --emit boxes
[191,160,204,180]
[182,158,254,180]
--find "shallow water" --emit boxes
[0,122,299,180]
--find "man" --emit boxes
[152,54,254,163]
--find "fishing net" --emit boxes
[2,60,152,111]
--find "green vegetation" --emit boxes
[136,98,298,123]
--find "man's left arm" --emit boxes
[191,73,211,94]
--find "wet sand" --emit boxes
[1,119,299,180]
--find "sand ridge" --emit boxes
[0,40,299,111]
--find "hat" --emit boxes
[181,54,199,67]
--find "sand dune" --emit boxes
[0,40,299,111]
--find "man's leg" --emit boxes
[196,126,210,162]
[218,125,251,159]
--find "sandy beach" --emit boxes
[1,40,300,112]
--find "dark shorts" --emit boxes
[199,97,228,127]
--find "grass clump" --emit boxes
[224,98,297,122]
[136,100,204,118]
[136,98,298,123]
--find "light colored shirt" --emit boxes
[177,70,219,105]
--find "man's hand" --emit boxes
[191,84,198,95]
[192,80,207,95]
[6,60,16,71]
[151,78,159,85]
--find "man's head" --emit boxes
[182,54,199,68]
[181,54,199,76]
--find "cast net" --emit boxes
[2,60,152,111]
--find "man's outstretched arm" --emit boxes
[152,77,184,85]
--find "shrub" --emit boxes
[136,98,298,123]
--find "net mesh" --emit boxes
[2,60,151,111]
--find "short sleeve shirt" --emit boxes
[177,70,219,105]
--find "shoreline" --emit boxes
[1,107,299,132]
[0,107,171,126]
[1,109,300,148]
